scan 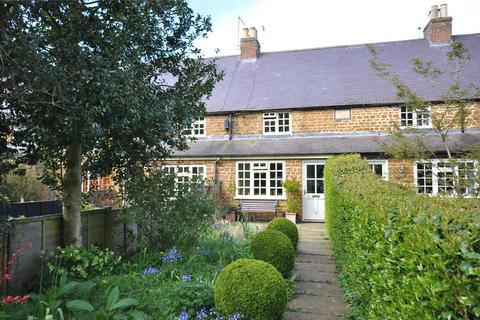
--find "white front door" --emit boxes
[302,161,325,221]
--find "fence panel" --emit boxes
[4,208,130,294]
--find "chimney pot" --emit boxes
[249,27,257,38]
[242,28,249,38]
[440,4,448,18]
[430,5,439,19]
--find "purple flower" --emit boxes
[196,308,208,319]
[228,313,242,320]
[182,273,192,282]
[142,267,158,276]
[179,310,189,320]
[163,246,182,263]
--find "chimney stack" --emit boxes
[423,4,452,44]
[240,27,260,60]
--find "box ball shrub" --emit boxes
[214,258,287,320]
[266,217,299,249]
[251,230,295,277]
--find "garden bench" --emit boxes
[237,199,278,221]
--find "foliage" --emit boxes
[214,259,287,320]
[2,166,50,202]
[325,154,480,320]
[251,230,295,277]
[266,218,299,249]
[0,0,221,245]
[46,245,121,280]
[283,179,301,214]
[124,170,217,249]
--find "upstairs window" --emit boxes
[399,106,431,128]
[185,117,205,137]
[263,112,291,134]
[236,161,284,198]
[415,160,477,196]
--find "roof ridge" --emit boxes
[202,32,480,59]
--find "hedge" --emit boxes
[324,154,480,320]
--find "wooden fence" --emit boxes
[2,208,135,294]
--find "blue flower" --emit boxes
[163,246,182,263]
[216,264,224,272]
[179,310,189,320]
[182,273,192,282]
[142,267,158,276]
[199,247,210,256]
[196,308,208,319]
[228,313,242,320]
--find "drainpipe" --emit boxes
[228,113,233,140]
[214,156,221,184]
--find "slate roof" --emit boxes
[206,33,480,113]
[173,130,480,158]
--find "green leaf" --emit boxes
[128,310,147,320]
[107,286,120,309]
[56,308,65,320]
[66,300,94,312]
[57,281,78,296]
[109,298,138,311]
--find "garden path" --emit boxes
[284,223,351,320]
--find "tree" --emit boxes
[0,1,221,245]
[368,42,480,197]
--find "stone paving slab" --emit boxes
[296,270,338,283]
[288,294,350,315]
[284,312,346,320]
[296,253,336,264]
[294,281,345,297]
[295,262,337,272]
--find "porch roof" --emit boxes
[172,130,480,158]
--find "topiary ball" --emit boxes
[251,230,295,277]
[214,258,287,320]
[267,217,299,249]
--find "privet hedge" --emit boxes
[324,154,480,320]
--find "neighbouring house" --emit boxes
[167,4,480,221]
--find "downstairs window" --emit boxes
[236,161,285,198]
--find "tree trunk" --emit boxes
[63,142,82,246]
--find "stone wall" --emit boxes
[201,103,479,136]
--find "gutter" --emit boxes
[214,156,221,184]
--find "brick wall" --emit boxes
[432,103,480,129]
[201,103,479,137]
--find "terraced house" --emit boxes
[168,4,480,221]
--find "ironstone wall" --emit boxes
[2,208,135,294]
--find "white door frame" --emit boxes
[302,160,326,221]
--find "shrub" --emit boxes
[124,170,217,249]
[266,218,299,249]
[214,258,287,320]
[47,245,121,280]
[251,230,295,277]
[325,154,480,320]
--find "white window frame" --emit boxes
[399,105,432,129]
[263,112,291,135]
[236,161,286,199]
[414,160,478,196]
[164,165,206,183]
[185,116,206,137]
[367,160,389,181]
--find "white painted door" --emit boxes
[302,161,325,221]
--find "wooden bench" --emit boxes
[237,199,278,221]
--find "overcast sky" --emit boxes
[189,0,480,57]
